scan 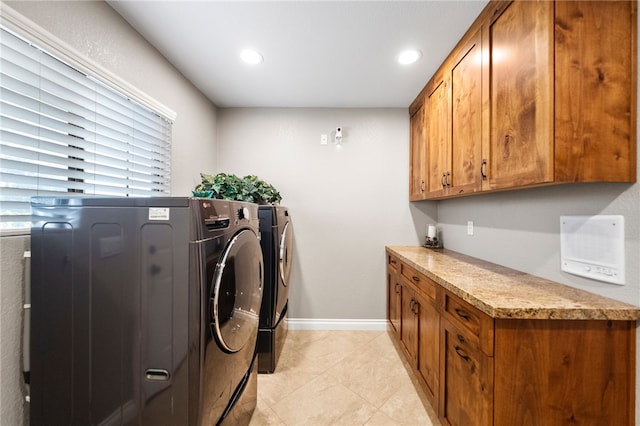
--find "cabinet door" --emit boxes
[400,284,418,365]
[387,258,401,336]
[554,1,636,183]
[425,77,451,198]
[450,29,483,196]
[486,0,554,190]
[416,292,439,405]
[440,319,493,426]
[409,101,427,201]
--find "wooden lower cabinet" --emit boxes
[493,319,636,426]
[396,265,440,406]
[386,254,401,336]
[400,283,419,365]
[386,255,637,426]
[416,292,439,405]
[440,318,493,426]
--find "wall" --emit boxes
[216,108,436,322]
[0,235,29,426]
[0,2,219,424]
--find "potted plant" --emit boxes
[193,172,282,205]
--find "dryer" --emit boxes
[257,205,292,373]
[190,199,263,425]
[29,197,262,426]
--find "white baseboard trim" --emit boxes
[287,318,387,331]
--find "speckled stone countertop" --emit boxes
[386,246,640,321]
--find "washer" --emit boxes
[257,205,293,373]
[29,197,262,426]
[190,199,263,425]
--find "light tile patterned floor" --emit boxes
[249,330,440,426]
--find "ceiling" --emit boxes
[108,1,488,108]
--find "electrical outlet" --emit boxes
[467,221,474,236]
[320,134,328,145]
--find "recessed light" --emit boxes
[240,49,263,65]
[397,49,422,65]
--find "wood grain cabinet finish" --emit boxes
[409,0,637,200]
[398,263,440,407]
[493,319,636,426]
[425,74,450,199]
[409,100,427,201]
[385,254,637,425]
[386,254,401,336]
[449,29,483,197]
[440,318,494,426]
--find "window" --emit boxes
[0,26,173,230]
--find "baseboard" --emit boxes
[286,318,387,331]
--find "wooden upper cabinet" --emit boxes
[450,29,484,196]
[409,0,637,200]
[553,0,637,183]
[409,99,427,201]
[484,0,636,190]
[425,76,451,198]
[485,0,554,190]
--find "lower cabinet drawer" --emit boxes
[401,262,437,301]
[441,290,494,356]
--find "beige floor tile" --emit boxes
[256,368,319,407]
[270,372,379,426]
[326,343,407,408]
[377,379,438,425]
[363,410,405,426]
[253,330,439,426]
[248,396,287,426]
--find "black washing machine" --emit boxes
[29,197,262,426]
[257,205,292,373]
[190,199,263,426]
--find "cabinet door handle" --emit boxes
[390,259,397,265]
[454,308,470,321]
[446,172,451,187]
[481,159,487,180]
[441,173,447,188]
[457,334,466,344]
[421,180,425,192]
[454,346,470,362]
[410,299,415,311]
[395,283,401,294]
[412,300,419,315]
[412,275,420,283]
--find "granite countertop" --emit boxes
[386,246,640,321]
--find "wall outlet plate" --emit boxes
[560,215,625,285]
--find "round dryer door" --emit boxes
[211,229,263,353]
[279,221,292,286]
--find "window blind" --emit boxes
[0,27,172,229]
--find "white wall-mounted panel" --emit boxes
[560,215,625,285]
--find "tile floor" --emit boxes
[248,330,440,426]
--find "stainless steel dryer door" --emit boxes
[278,221,292,287]
[211,229,263,353]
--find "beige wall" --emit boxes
[216,107,436,320]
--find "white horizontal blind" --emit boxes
[0,27,172,229]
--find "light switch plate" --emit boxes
[560,215,625,285]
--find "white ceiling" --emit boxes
[108,1,488,108]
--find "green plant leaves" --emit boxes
[193,172,282,205]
